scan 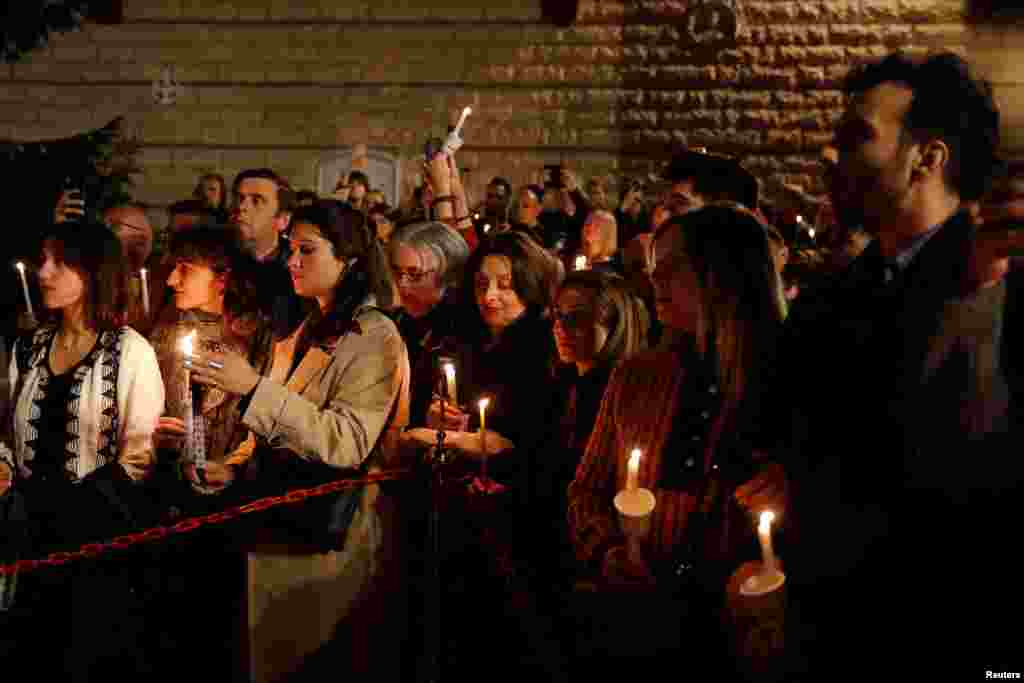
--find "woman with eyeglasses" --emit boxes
[388,221,470,426]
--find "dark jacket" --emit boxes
[782,209,1022,674]
[453,310,557,506]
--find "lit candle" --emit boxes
[14,262,33,318]
[574,255,588,271]
[478,397,489,457]
[454,106,472,135]
[443,362,458,407]
[808,227,816,240]
[758,510,778,574]
[478,396,490,479]
[626,448,641,492]
[180,330,198,466]
[483,223,491,233]
[139,268,150,317]
[180,330,196,396]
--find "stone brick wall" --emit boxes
[0,0,982,228]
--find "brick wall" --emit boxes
[0,0,980,228]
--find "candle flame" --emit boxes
[483,223,491,233]
[759,510,775,528]
[140,267,147,276]
[808,228,816,239]
[478,397,490,411]
[181,330,196,357]
[15,261,24,272]
[574,255,587,271]
[443,363,456,382]
[629,448,642,468]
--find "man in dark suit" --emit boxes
[782,51,1023,679]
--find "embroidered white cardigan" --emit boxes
[7,325,164,481]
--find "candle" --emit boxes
[454,106,472,135]
[574,255,588,271]
[626,448,641,492]
[14,262,33,318]
[139,268,150,317]
[808,227,816,240]
[758,510,778,574]
[478,397,489,455]
[478,396,490,479]
[443,362,458,406]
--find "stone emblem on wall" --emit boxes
[681,0,740,48]
[152,65,183,106]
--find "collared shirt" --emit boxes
[882,219,948,284]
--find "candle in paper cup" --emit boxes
[443,362,458,406]
[140,268,150,317]
[14,262,33,318]
[758,510,778,574]
[626,448,641,492]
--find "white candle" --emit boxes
[443,362,458,406]
[574,255,588,271]
[454,106,472,135]
[139,268,150,317]
[758,510,778,574]
[478,397,489,456]
[180,330,196,398]
[626,448,641,492]
[15,262,33,318]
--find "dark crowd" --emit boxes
[1,50,1023,682]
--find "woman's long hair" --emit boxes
[37,220,129,332]
[290,200,396,342]
[665,205,786,413]
[556,270,649,368]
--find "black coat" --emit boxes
[781,210,1022,675]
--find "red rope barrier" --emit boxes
[0,468,412,577]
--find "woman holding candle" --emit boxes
[182,200,410,681]
[388,220,470,427]
[149,224,273,492]
[567,205,788,675]
[542,271,649,527]
[2,220,165,677]
[440,231,559,498]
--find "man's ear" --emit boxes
[273,211,291,235]
[913,139,949,180]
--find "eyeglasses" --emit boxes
[552,308,596,330]
[392,267,436,285]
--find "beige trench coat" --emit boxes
[231,303,410,682]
